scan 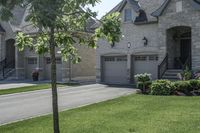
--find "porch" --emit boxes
[158,26,192,79]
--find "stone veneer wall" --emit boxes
[158,0,200,71]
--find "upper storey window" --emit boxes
[176,1,183,12]
[124,9,132,22]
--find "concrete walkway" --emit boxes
[0,84,136,125]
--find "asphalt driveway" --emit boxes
[0,84,136,125]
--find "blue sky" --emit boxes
[92,0,122,18]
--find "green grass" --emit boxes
[0,83,77,96]
[1,94,200,133]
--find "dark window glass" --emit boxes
[135,56,147,61]
[46,57,62,64]
[28,58,37,64]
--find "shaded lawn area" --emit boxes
[1,95,200,133]
[0,83,78,96]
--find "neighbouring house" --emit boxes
[0,6,96,82]
[95,0,200,84]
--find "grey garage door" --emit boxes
[103,56,128,84]
[26,57,37,79]
[134,55,158,80]
[45,57,62,81]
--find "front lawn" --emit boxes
[1,95,200,133]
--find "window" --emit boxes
[135,56,147,61]
[28,58,37,64]
[124,9,132,22]
[149,55,159,61]
[46,57,62,64]
[176,1,182,12]
[56,58,62,64]
[104,57,115,62]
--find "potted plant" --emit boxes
[32,69,39,81]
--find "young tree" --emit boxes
[0,0,121,133]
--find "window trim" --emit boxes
[27,57,37,65]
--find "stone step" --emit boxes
[161,69,182,81]
[165,69,183,73]
[164,72,179,76]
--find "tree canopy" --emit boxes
[0,0,121,63]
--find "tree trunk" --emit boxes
[49,27,60,133]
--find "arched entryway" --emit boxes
[166,26,192,69]
[5,39,15,68]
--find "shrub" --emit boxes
[174,81,192,92]
[181,66,192,80]
[189,80,200,90]
[150,80,174,96]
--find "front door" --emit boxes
[180,39,191,69]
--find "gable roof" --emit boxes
[192,0,200,10]
[118,0,141,13]
[151,0,171,17]
[151,0,200,17]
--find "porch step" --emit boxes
[6,69,16,80]
[161,69,183,80]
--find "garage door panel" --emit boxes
[45,57,62,81]
[103,56,128,84]
[134,55,158,80]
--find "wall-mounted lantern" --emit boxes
[111,42,115,48]
[127,42,131,49]
[143,37,148,46]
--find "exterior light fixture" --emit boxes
[57,51,61,54]
[111,42,115,48]
[127,42,131,49]
[143,37,148,46]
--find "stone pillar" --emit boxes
[15,48,25,79]
[192,26,200,71]
[127,54,131,83]
[158,27,167,64]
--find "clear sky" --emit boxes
[92,0,122,19]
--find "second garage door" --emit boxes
[45,57,63,81]
[133,55,158,80]
[103,56,128,84]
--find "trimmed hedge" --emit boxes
[174,81,192,92]
[149,80,200,96]
[189,80,200,90]
[150,80,175,96]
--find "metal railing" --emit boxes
[158,54,168,79]
[0,58,15,79]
